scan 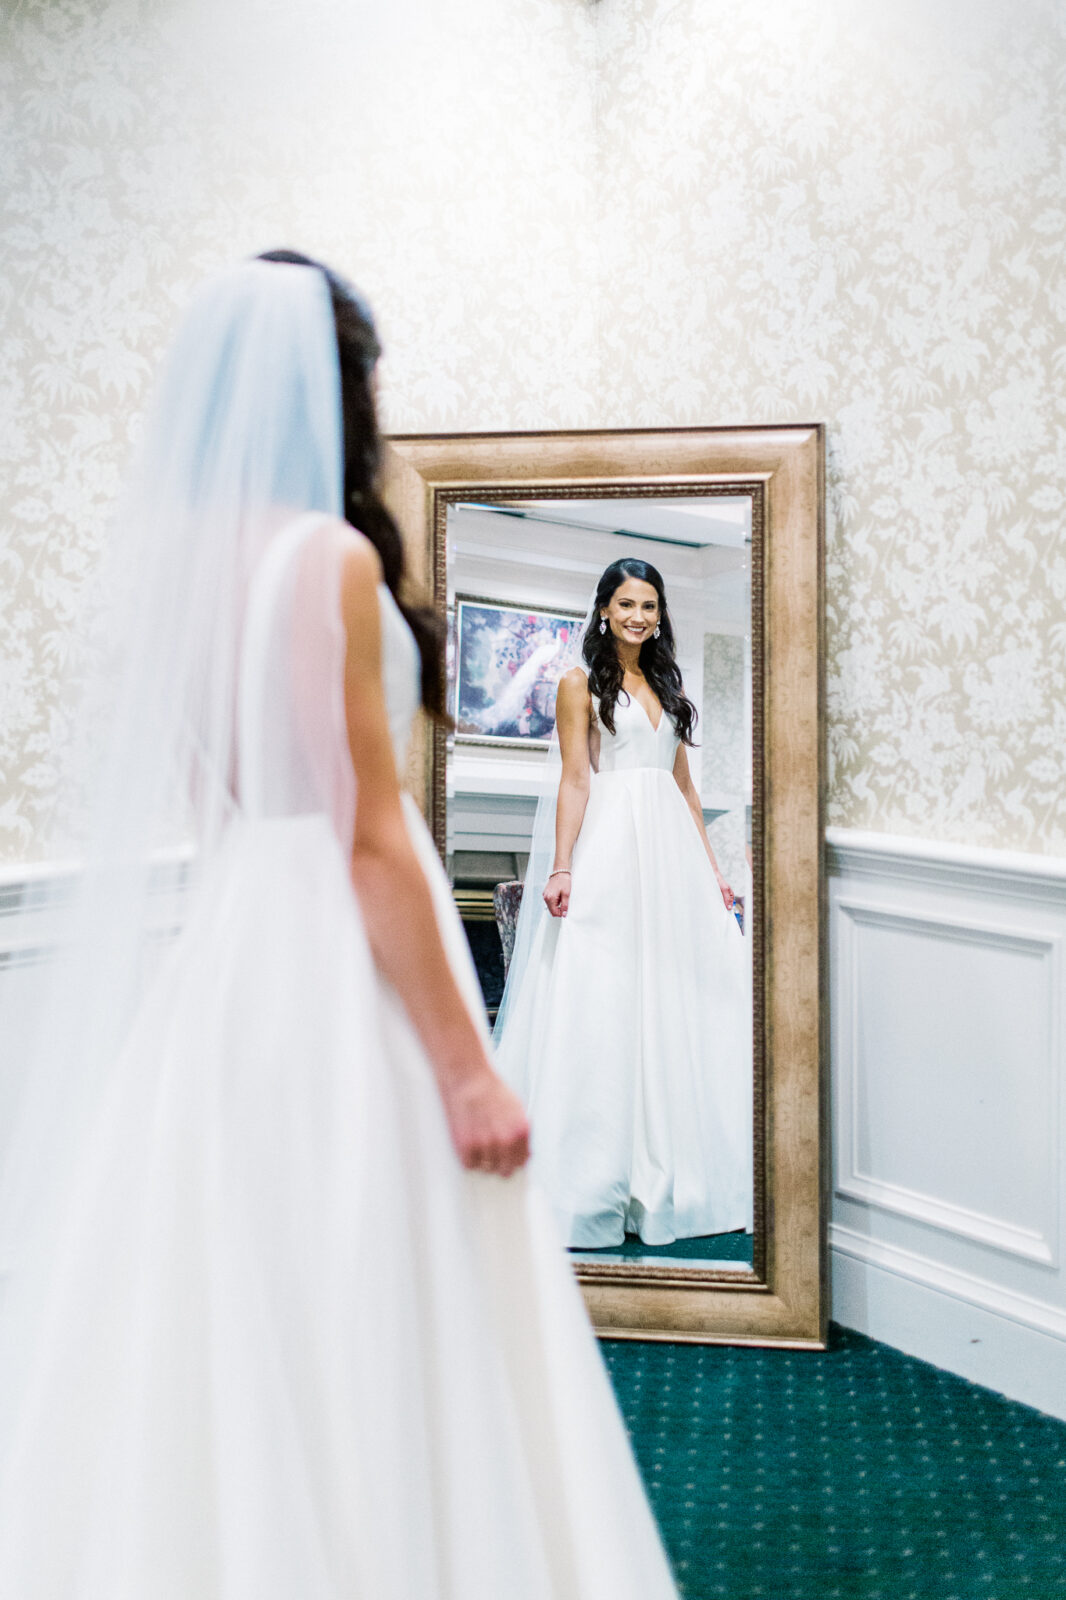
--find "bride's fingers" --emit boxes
[495,1142,528,1178]
[461,1129,498,1170]
[498,1128,529,1176]
[451,1078,530,1174]
[543,884,572,918]
[464,1128,530,1176]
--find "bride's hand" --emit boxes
[441,1068,531,1177]
[717,878,735,910]
[543,872,571,918]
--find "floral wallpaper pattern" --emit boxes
[1,0,1064,859]
[591,0,1066,854]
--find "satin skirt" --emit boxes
[0,800,677,1599]
[496,768,753,1248]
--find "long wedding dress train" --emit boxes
[0,516,678,1599]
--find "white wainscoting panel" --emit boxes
[828,829,1066,1420]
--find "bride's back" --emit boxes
[236,514,356,844]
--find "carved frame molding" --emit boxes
[383,426,826,1348]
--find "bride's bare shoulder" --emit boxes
[335,521,383,600]
[556,666,591,712]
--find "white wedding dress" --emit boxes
[0,515,679,1599]
[496,676,753,1249]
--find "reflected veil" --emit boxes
[492,593,597,1049]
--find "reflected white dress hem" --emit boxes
[561,1199,751,1252]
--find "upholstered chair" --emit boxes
[492,880,524,976]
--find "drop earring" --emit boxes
[653,624,661,639]
[599,618,607,635]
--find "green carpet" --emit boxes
[603,1324,1066,1599]
[575,1230,753,1264]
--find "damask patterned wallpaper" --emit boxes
[0,0,597,856]
[591,0,1066,855]
[2,0,1064,858]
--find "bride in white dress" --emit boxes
[494,560,753,1250]
[0,256,679,1598]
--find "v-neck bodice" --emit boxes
[590,685,679,774]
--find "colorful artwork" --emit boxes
[453,598,585,746]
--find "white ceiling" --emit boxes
[469,495,752,549]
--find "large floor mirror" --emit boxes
[384,427,826,1346]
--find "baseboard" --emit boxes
[831,1225,1066,1422]
[827,826,1066,1420]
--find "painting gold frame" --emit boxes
[383,426,826,1348]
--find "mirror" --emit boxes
[445,494,755,1274]
[383,427,825,1346]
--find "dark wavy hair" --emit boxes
[582,558,697,746]
[257,249,446,720]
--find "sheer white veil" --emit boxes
[0,261,344,1306]
[492,593,597,1045]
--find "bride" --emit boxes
[494,559,753,1250]
[0,255,679,1597]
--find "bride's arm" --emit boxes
[544,668,592,919]
[340,539,529,1176]
[671,744,735,911]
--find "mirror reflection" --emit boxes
[446,496,754,1270]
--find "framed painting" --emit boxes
[452,596,585,748]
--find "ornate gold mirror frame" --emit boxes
[383,426,826,1348]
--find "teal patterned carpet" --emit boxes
[573,1229,753,1266]
[603,1325,1066,1600]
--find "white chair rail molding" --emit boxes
[827,827,1066,1422]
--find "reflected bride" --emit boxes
[494,558,753,1249]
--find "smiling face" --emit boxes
[602,576,660,649]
